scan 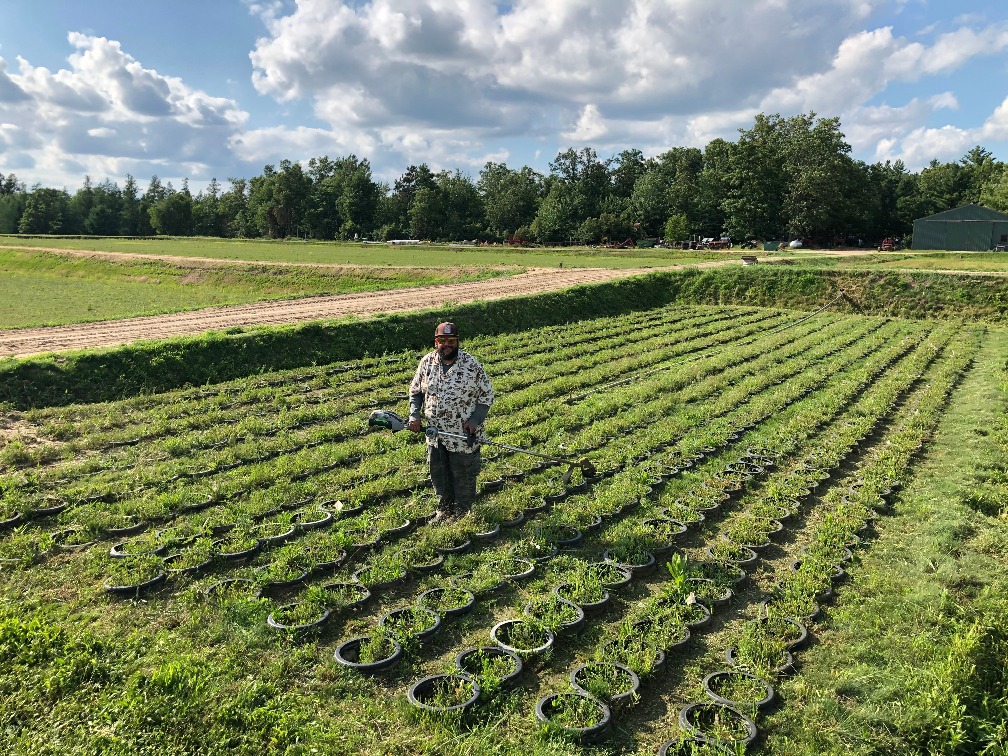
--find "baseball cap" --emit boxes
[435,322,458,337]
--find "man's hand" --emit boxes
[462,421,480,445]
[407,418,422,433]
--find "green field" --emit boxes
[0,237,747,330]
[783,250,1008,273]
[0,248,514,329]
[2,301,1005,755]
[5,236,1003,332]
[0,236,729,268]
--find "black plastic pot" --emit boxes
[657,736,734,755]
[379,606,442,642]
[53,526,99,551]
[678,701,758,747]
[407,673,480,716]
[308,550,348,576]
[418,586,476,618]
[407,552,445,573]
[29,499,68,519]
[556,526,583,548]
[293,509,334,531]
[321,581,371,610]
[758,615,809,650]
[598,637,665,678]
[569,661,640,711]
[602,549,657,577]
[725,645,795,675]
[454,646,523,691]
[686,577,733,607]
[632,617,691,653]
[554,582,611,615]
[590,562,632,590]
[758,595,821,624]
[703,670,775,712]
[202,577,261,600]
[495,556,536,581]
[380,518,414,542]
[704,544,758,567]
[214,537,259,562]
[267,602,332,632]
[524,597,585,635]
[353,563,407,590]
[255,565,310,595]
[435,538,472,556]
[104,569,166,598]
[163,551,214,577]
[534,691,611,744]
[472,522,501,542]
[490,619,555,659]
[109,540,168,559]
[253,522,297,549]
[104,518,147,538]
[480,478,504,494]
[333,635,402,674]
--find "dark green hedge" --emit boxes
[3,266,1005,410]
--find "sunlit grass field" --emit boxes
[0,235,725,269]
[0,248,514,329]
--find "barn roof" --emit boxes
[917,204,1008,222]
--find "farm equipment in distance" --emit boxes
[701,237,733,250]
[878,237,902,252]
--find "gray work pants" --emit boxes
[428,443,481,515]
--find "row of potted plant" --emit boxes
[674,326,975,750]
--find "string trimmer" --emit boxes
[367,409,596,484]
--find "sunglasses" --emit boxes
[435,336,459,345]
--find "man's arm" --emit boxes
[409,391,425,422]
[407,357,428,433]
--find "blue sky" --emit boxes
[1,0,1006,194]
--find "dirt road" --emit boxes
[1,265,664,358]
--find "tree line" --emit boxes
[2,113,1007,246]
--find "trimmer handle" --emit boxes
[424,424,477,447]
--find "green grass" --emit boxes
[0,235,732,269]
[762,328,1008,755]
[784,251,1008,273]
[0,249,513,329]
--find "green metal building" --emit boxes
[912,204,1008,251]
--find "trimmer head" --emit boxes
[368,409,407,432]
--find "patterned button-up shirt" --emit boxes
[409,349,494,452]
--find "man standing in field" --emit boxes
[408,322,494,519]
